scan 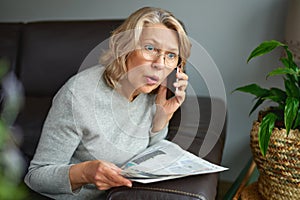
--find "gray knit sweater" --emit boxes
[24,65,168,200]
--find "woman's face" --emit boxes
[125,23,180,96]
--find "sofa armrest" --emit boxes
[106,174,215,200]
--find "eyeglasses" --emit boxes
[140,44,181,69]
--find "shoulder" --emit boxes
[64,65,109,92]
[53,65,110,100]
[68,65,105,86]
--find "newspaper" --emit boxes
[121,140,228,183]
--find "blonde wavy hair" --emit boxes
[100,7,191,88]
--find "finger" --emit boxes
[176,71,189,81]
[173,80,188,91]
[111,175,132,187]
[94,169,117,186]
[175,71,188,94]
[96,183,112,191]
[96,172,131,190]
[105,162,122,173]
[96,164,131,188]
[105,170,132,187]
[96,181,126,191]
[175,89,186,104]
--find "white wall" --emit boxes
[0,0,289,182]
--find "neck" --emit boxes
[116,78,140,102]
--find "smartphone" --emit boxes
[166,68,178,99]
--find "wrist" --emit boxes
[152,114,172,133]
[69,161,90,191]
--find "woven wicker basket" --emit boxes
[241,182,264,200]
[250,121,300,200]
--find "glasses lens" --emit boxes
[165,53,177,66]
[141,44,180,68]
[142,44,156,60]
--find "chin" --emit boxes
[139,85,159,94]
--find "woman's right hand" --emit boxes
[69,160,132,191]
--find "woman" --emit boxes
[25,7,191,199]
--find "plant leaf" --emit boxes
[234,84,270,98]
[283,46,296,65]
[247,40,286,63]
[285,78,300,98]
[280,57,290,68]
[0,59,9,81]
[293,109,300,129]
[267,67,297,78]
[258,112,277,156]
[0,120,9,147]
[249,98,264,116]
[280,57,298,71]
[284,97,299,135]
[261,87,286,106]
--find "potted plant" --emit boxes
[234,40,300,200]
[0,59,27,200]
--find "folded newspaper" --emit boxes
[121,140,228,183]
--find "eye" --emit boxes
[166,52,177,60]
[144,44,155,52]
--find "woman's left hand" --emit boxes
[152,69,188,132]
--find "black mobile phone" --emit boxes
[166,68,177,99]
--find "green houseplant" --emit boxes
[235,40,300,199]
[235,40,300,156]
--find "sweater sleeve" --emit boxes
[148,95,168,146]
[24,82,82,198]
[149,95,169,145]
[149,124,168,146]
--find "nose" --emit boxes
[152,53,166,70]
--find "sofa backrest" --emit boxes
[0,23,23,71]
[0,20,124,163]
[18,20,123,97]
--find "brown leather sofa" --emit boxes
[0,20,227,200]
